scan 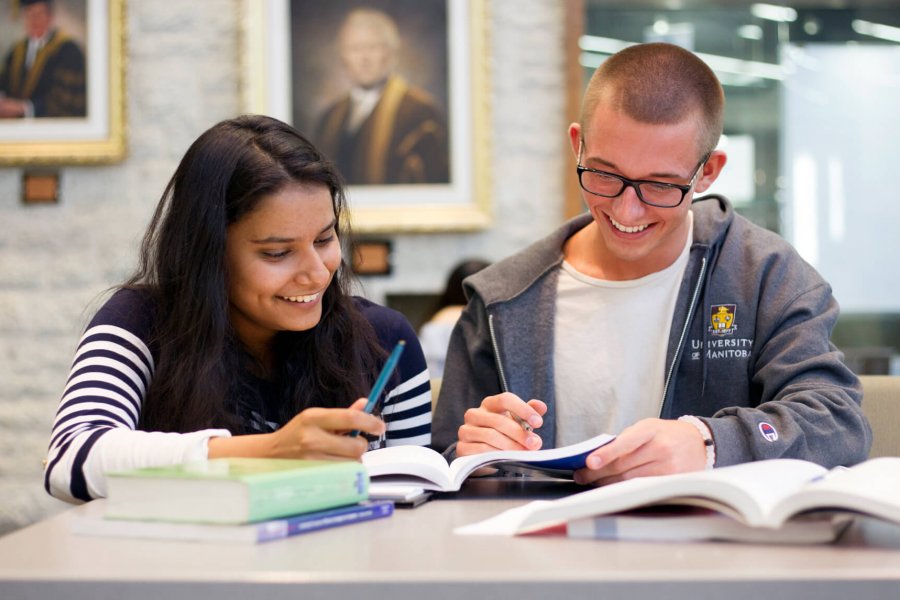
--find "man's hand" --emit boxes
[456,392,547,456]
[574,418,707,485]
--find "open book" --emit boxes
[362,433,615,492]
[455,457,900,537]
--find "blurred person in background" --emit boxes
[419,259,490,381]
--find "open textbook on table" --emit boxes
[363,433,615,492]
[456,457,900,540]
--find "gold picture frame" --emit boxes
[0,0,126,165]
[564,0,586,220]
[241,0,491,233]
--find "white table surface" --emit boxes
[2,493,900,600]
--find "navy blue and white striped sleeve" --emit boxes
[382,346,432,447]
[44,290,230,504]
[356,299,432,447]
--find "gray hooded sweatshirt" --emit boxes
[432,195,872,468]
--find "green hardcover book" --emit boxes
[105,458,368,524]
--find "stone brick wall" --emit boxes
[0,0,569,534]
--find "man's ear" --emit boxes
[567,122,582,159]
[694,150,727,194]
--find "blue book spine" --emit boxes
[255,501,394,543]
[528,448,594,470]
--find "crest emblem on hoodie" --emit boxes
[709,304,737,336]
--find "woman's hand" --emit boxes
[207,398,385,461]
[456,392,547,456]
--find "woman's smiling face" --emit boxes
[225,183,341,360]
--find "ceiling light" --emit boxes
[853,19,900,43]
[738,24,764,40]
[579,35,784,81]
[579,36,631,56]
[750,4,798,23]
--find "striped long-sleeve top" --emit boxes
[45,289,432,504]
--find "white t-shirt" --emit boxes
[554,217,693,445]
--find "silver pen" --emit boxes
[506,410,533,433]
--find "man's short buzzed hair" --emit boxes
[581,43,724,159]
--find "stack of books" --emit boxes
[72,457,393,544]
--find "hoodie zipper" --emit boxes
[488,313,510,393]
[659,255,707,416]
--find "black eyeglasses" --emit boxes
[576,150,710,208]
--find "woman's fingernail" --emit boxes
[526,435,540,448]
[587,456,602,470]
[529,415,542,428]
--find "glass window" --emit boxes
[582,1,900,372]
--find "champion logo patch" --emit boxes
[758,422,778,442]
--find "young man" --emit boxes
[432,43,871,484]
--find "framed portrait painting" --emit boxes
[242,0,491,232]
[0,0,125,165]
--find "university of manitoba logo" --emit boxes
[708,304,737,336]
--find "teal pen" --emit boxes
[349,340,406,437]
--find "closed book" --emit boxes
[565,506,851,544]
[368,483,434,508]
[72,500,394,544]
[105,457,368,524]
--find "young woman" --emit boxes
[45,115,432,503]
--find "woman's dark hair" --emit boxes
[128,114,384,433]
[431,259,490,315]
